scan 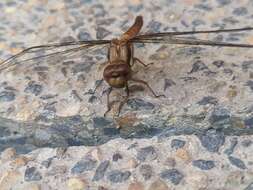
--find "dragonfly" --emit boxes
[1,15,253,116]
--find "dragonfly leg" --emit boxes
[85,79,104,95]
[133,57,153,67]
[104,87,113,117]
[116,84,130,116]
[130,78,165,98]
[130,44,153,67]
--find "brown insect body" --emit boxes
[103,16,143,89]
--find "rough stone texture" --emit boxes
[0,0,253,151]
[0,136,252,189]
[0,0,253,189]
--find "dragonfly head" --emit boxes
[103,61,131,88]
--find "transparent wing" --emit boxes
[0,40,110,72]
[133,27,253,38]
[131,27,253,48]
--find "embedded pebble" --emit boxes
[188,60,208,73]
[192,159,215,170]
[71,158,97,174]
[0,91,15,102]
[24,167,42,181]
[127,98,155,110]
[171,139,186,149]
[228,156,247,170]
[197,96,218,105]
[139,164,153,180]
[160,169,184,185]
[107,170,131,183]
[198,129,225,152]
[24,81,43,96]
[92,160,110,181]
[137,146,157,162]
[112,152,123,161]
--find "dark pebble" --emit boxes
[129,4,143,12]
[160,169,184,185]
[93,117,112,128]
[107,170,131,183]
[223,68,233,75]
[164,78,176,91]
[241,139,252,147]
[188,60,208,73]
[4,86,16,91]
[192,160,215,170]
[24,167,42,181]
[72,62,93,74]
[232,7,248,16]
[197,96,218,105]
[96,27,111,39]
[192,19,206,26]
[244,117,253,128]
[212,34,224,42]
[224,137,238,155]
[222,17,239,24]
[33,66,49,72]
[244,182,253,190]
[40,94,57,100]
[180,76,198,82]
[0,127,10,137]
[0,91,15,102]
[147,20,162,32]
[88,95,98,103]
[171,139,186,149]
[60,36,76,43]
[177,47,203,56]
[77,31,92,40]
[139,164,153,180]
[92,160,110,181]
[242,60,253,72]
[71,158,97,174]
[41,157,54,168]
[212,60,224,68]
[246,80,253,91]
[198,129,225,152]
[209,106,231,123]
[24,81,42,96]
[216,0,231,6]
[96,18,116,26]
[137,146,157,162]
[228,156,246,169]
[112,153,123,161]
[127,98,155,111]
[103,127,119,136]
[194,4,212,11]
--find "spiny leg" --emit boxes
[133,57,153,67]
[85,79,104,95]
[130,78,165,98]
[130,43,153,67]
[116,84,130,116]
[104,87,113,117]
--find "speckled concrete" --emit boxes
[1,135,253,190]
[0,0,253,189]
